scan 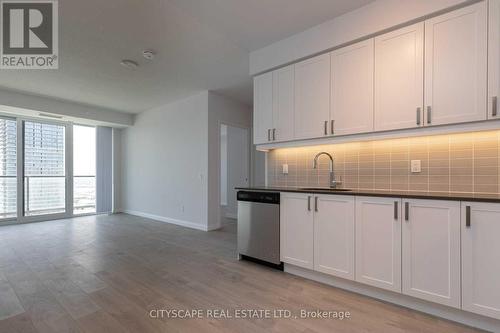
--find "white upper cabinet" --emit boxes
[294,54,331,140]
[253,72,273,144]
[424,2,487,126]
[402,199,460,308]
[355,196,402,293]
[331,39,374,136]
[374,23,424,131]
[253,67,294,144]
[314,195,355,280]
[253,2,491,146]
[489,0,500,119]
[280,192,314,269]
[462,202,500,320]
[272,65,294,142]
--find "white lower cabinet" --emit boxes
[462,202,500,320]
[402,199,461,308]
[281,193,500,320]
[355,197,402,292]
[280,193,355,278]
[280,192,314,269]
[314,195,355,280]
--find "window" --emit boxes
[24,121,66,216]
[73,125,96,214]
[0,118,17,219]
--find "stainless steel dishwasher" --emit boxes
[237,191,282,268]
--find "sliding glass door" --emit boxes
[0,116,102,225]
[20,120,71,222]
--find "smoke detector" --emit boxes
[120,59,139,70]
[142,50,155,60]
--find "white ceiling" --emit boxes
[0,0,374,113]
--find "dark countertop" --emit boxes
[235,186,500,203]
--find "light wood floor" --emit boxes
[0,214,486,333]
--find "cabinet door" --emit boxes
[253,72,273,144]
[331,39,374,136]
[294,54,331,140]
[314,195,355,280]
[272,65,294,142]
[355,197,401,292]
[462,202,500,320]
[280,192,314,269]
[489,0,500,120]
[374,23,424,131]
[424,2,487,126]
[402,199,460,308]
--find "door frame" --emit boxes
[216,121,251,229]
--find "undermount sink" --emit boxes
[299,187,352,192]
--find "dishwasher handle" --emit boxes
[237,191,280,204]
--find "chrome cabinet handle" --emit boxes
[404,202,409,221]
[416,107,421,126]
[466,206,471,228]
[394,201,398,220]
[427,106,431,124]
[307,196,311,211]
[330,120,335,135]
[314,196,319,212]
[272,128,276,141]
[324,121,328,135]
[267,129,271,141]
[493,96,498,117]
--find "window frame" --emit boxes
[0,115,18,223]
[16,117,73,224]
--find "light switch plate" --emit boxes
[411,160,421,173]
[282,164,289,175]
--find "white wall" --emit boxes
[250,0,473,74]
[119,91,252,231]
[207,92,252,230]
[121,92,209,230]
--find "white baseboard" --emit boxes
[285,264,500,332]
[123,210,209,231]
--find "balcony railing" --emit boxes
[25,175,65,216]
[0,175,96,218]
[74,175,96,214]
[0,175,16,219]
[23,175,96,216]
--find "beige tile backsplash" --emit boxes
[267,130,500,194]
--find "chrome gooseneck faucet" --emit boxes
[313,152,342,189]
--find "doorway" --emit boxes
[220,124,249,223]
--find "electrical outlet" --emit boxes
[282,164,289,175]
[411,160,421,173]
